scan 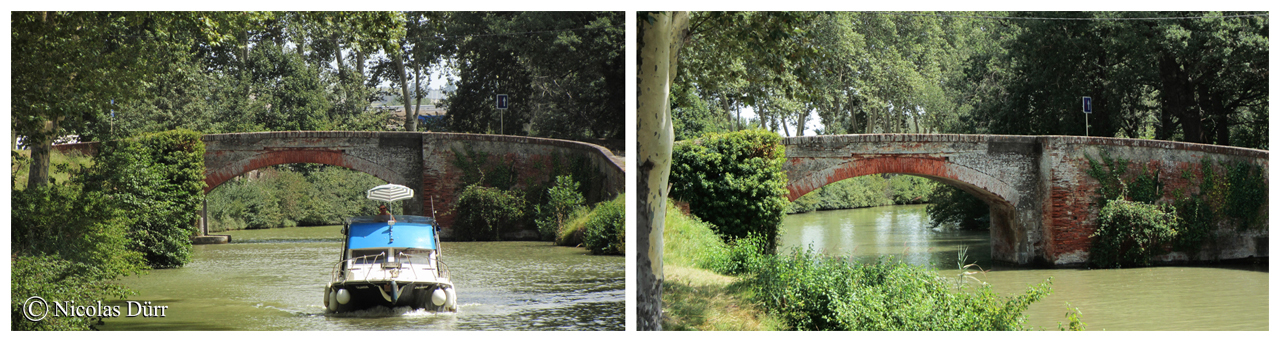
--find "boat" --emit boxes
[324,184,458,313]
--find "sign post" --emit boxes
[496,94,508,134]
[1082,96,1092,136]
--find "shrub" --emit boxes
[671,129,789,251]
[750,248,1051,331]
[1088,199,1181,268]
[706,233,768,275]
[451,184,526,241]
[79,129,205,268]
[536,175,585,241]
[11,183,147,330]
[583,194,625,255]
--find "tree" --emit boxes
[444,12,624,139]
[12,12,229,188]
[637,11,690,331]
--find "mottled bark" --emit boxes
[27,121,54,189]
[636,11,689,331]
[396,52,418,132]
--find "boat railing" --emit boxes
[330,251,387,283]
[330,251,448,283]
[395,251,449,280]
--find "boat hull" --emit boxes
[325,281,457,313]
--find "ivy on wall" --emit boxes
[1084,151,1267,267]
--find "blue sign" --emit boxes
[496,94,509,110]
[1082,96,1092,114]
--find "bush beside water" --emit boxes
[663,202,1061,331]
[582,194,625,255]
[12,130,204,330]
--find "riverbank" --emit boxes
[779,205,1269,330]
[661,202,785,330]
[662,202,1062,331]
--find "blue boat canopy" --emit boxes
[347,216,438,250]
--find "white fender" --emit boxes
[431,287,447,307]
[336,288,351,305]
[445,287,457,310]
[326,289,336,310]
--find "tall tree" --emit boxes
[444,12,624,139]
[637,11,690,331]
[12,12,233,188]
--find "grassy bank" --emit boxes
[11,149,95,190]
[662,202,786,330]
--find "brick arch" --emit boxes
[202,149,405,193]
[784,155,1018,208]
[784,154,1025,263]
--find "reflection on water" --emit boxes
[780,205,1268,331]
[100,226,623,331]
[782,205,991,268]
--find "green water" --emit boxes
[780,205,1268,331]
[100,226,623,330]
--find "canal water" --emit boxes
[780,204,1268,331]
[100,226,624,331]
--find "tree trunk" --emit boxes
[355,47,366,78]
[1157,52,1191,141]
[335,38,346,82]
[26,120,56,189]
[636,11,689,331]
[412,64,424,129]
[396,52,417,132]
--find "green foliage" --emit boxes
[671,129,789,251]
[788,175,939,214]
[555,207,593,247]
[11,149,94,191]
[1083,151,1131,207]
[1058,303,1088,331]
[750,247,1050,331]
[536,175,585,240]
[11,183,147,331]
[702,233,769,276]
[79,130,205,269]
[444,12,624,139]
[661,201,733,269]
[1173,197,1215,252]
[451,184,526,241]
[787,176,893,214]
[927,186,991,230]
[583,194,626,255]
[207,165,392,231]
[1089,199,1182,268]
[451,148,518,190]
[1224,161,1267,230]
[1083,153,1267,259]
[671,81,735,141]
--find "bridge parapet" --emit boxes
[55,131,624,240]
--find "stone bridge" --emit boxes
[783,134,1267,266]
[57,131,624,239]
